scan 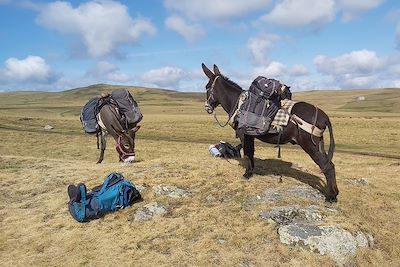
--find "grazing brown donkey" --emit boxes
[202,63,338,202]
[96,103,140,164]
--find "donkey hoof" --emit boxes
[243,172,253,179]
[325,196,338,203]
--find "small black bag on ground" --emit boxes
[209,141,242,158]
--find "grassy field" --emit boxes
[0,85,399,266]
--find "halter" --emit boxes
[205,75,245,128]
[205,75,220,107]
[115,135,135,160]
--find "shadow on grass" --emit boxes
[252,158,327,195]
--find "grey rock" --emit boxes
[260,205,323,225]
[287,186,325,201]
[135,184,146,193]
[261,189,283,201]
[205,194,216,203]
[133,202,167,222]
[347,178,369,185]
[242,189,282,210]
[278,224,372,266]
[154,185,190,198]
[217,239,226,245]
[44,125,54,130]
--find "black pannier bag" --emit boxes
[111,89,143,128]
[209,141,242,158]
[236,76,282,136]
[80,97,100,134]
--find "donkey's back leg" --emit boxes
[298,134,338,202]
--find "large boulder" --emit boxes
[278,224,372,266]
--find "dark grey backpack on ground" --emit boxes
[111,89,143,129]
[237,76,282,136]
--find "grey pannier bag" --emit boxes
[236,76,282,136]
[80,97,100,134]
[110,89,143,128]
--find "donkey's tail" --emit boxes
[326,116,335,162]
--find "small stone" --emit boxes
[347,178,369,185]
[135,184,146,193]
[153,185,190,198]
[133,202,167,222]
[44,125,54,130]
[205,194,216,203]
[218,239,226,245]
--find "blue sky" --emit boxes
[0,0,399,92]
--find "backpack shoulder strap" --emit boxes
[79,184,86,220]
[99,173,123,194]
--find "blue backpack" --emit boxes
[68,173,141,222]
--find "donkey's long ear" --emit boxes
[213,64,221,76]
[202,63,214,79]
[129,125,141,133]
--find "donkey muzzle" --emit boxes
[123,155,135,163]
[204,101,214,114]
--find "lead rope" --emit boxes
[213,93,241,128]
[213,112,231,127]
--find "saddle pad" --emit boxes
[271,99,297,131]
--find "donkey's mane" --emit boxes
[221,75,244,91]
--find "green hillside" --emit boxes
[1,85,398,115]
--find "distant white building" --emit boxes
[356,96,365,101]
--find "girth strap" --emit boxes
[290,114,325,137]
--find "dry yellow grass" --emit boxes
[0,86,399,266]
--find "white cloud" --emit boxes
[341,75,379,88]
[86,61,130,82]
[0,55,57,83]
[312,50,398,88]
[261,0,335,27]
[314,49,383,75]
[289,64,309,76]
[339,0,384,22]
[247,34,280,66]
[140,66,184,88]
[164,0,272,21]
[36,1,156,57]
[165,16,206,42]
[254,61,286,77]
[393,80,400,87]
